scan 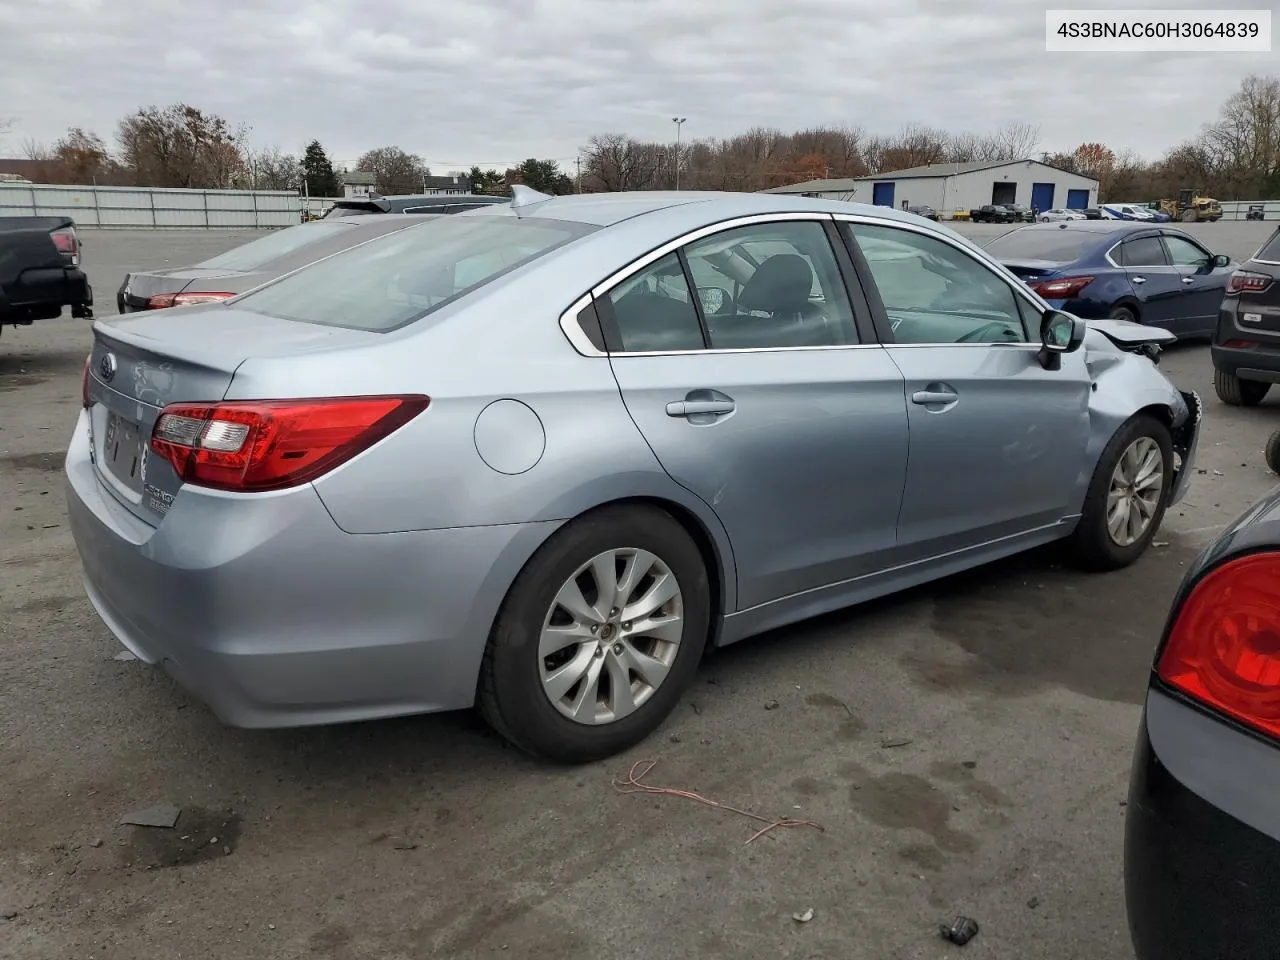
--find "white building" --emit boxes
[340,171,376,198]
[763,159,1100,219]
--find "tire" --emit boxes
[1108,304,1138,324]
[1070,414,1174,571]
[1214,368,1270,407]
[1181,210,1197,222]
[478,504,711,764]
[1267,432,1280,476]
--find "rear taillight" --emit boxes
[81,356,92,407]
[149,395,429,492]
[1222,339,1258,349]
[146,291,236,310]
[1157,551,1280,740]
[1028,275,1095,299]
[1227,271,1275,295]
[50,225,79,265]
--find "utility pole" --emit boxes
[575,156,582,193]
[672,117,686,190]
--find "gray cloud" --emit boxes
[0,0,1272,170]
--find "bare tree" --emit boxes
[581,133,660,191]
[246,146,300,190]
[117,104,248,188]
[356,146,428,194]
[988,121,1042,160]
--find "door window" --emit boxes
[1162,234,1210,267]
[682,220,859,349]
[1117,236,1167,267]
[603,252,705,353]
[848,223,1030,344]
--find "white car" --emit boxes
[1101,204,1156,222]
[1038,208,1087,222]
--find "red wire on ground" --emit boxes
[612,758,824,843]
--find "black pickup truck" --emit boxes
[969,205,1015,223]
[0,217,93,332]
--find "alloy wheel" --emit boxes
[1106,437,1165,546]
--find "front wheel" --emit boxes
[478,504,711,763]
[1267,432,1280,476]
[1070,415,1173,571]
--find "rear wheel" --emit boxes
[1214,368,1269,407]
[1108,304,1139,324]
[1070,415,1173,571]
[1267,432,1280,476]
[478,505,711,764]
[1181,210,1197,222]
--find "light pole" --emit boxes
[672,117,686,190]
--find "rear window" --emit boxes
[197,222,353,271]
[237,216,594,332]
[1256,229,1280,263]
[984,229,1097,263]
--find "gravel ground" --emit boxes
[1,220,1277,960]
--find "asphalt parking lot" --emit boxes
[2,219,1278,960]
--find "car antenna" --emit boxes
[509,184,553,218]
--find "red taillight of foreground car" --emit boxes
[149,395,430,492]
[1157,551,1280,740]
[1027,275,1095,299]
[50,225,79,265]
[147,291,236,309]
[1227,271,1275,296]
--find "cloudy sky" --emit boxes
[0,0,1273,171]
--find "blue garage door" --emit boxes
[1031,182,1055,212]
[1066,189,1090,210]
[872,182,895,207]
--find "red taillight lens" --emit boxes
[1157,552,1280,740]
[81,356,92,407]
[1222,339,1258,349]
[149,395,429,492]
[1227,271,1274,295]
[1028,275,1095,299]
[50,226,79,265]
[146,291,235,310]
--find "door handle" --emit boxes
[1130,276,1146,284]
[911,390,958,405]
[666,399,736,417]
[1181,277,1195,284]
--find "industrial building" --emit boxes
[763,159,1100,218]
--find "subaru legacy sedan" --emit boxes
[68,189,1200,763]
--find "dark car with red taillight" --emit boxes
[0,216,93,329]
[984,221,1234,338]
[1125,488,1280,960]
[1211,227,1280,406]
[115,214,437,314]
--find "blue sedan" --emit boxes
[985,222,1234,338]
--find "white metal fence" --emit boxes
[0,182,307,228]
[1220,200,1280,221]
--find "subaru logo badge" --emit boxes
[99,353,117,383]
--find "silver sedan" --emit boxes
[67,188,1201,763]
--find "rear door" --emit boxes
[1161,232,1231,335]
[1113,233,1184,328]
[840,217,1091,559]
[601,214,909,610]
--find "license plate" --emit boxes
[103,412,145,494]
[1243,312,1263,324]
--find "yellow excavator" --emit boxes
[1158,189,1222,223]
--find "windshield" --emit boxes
[197,222,353,271]
[984,229,1096,263]
[238,216,596,332]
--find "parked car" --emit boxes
[1002,203,1035,223]
[67,188,1200,763]
[1102,204,1156,222]
[969,204,1014,223]
[1124,485,1280,960]
[986,221,1235,338]
[1083,208,1104,220]
[1211,226,1280,405]
[1247,204,1266,221]
[321,192,510,218]
[0,216,92,331]
[117,215,432,313]
[907,205,938,221]
[1038,208,1086,222]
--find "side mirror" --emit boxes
[1038,309,1086,370]
[1212,254,1231,269]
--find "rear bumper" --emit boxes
[1125,688,1280,960]
[65,410,560,727]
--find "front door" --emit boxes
[842,220,1091,558]
[1161,232,1232,335]
[600,217,909,610]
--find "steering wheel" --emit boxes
[956,321,1021,344]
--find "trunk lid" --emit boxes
[122,267,251,306]
[84,306,378,526]
[998,259,1063,282]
